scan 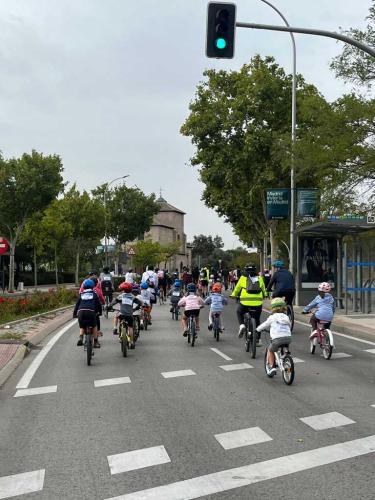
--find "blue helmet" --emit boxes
[83,279,95,289]
[140,281,149,290]
[272,260,284,268]
[187,283,196,293]
[174,280,182,287]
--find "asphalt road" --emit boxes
[1,295,375,500]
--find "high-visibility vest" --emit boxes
[231,275,266,307]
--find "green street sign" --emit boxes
[266,189,290,220]
[297,189,319,218]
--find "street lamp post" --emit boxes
[258,0,297,280]
[104,175,129,266]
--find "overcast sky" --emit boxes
[0,0,370,248]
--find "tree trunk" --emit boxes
[263,235,268,269]
[75,245,80,287]
[34,247,38,289]
[269,222,278,264]
[8,240,16,292]
[55,245,59,287]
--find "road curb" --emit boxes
[0,345,28,387]
[0,305,74,329]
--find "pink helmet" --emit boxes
[318,282,331,292]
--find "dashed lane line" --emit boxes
[0,469,45,499]
[209,348,232,361]
[16,320,76,389]
[215,426,272,450]
[161,370,196,379]
[299,411,356,431]
[14,385,57,398]
[108,446,170,475]
[364,348,375,354]
[94,377,131,388]
[330,352,352,359]
[104,434,375,500]
[219,363,253,371]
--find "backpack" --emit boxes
[245,276,262,294]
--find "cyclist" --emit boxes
[140,281,152,328]
[178,283,205,337]
[302,282,335,334]
[256,297,292,376]
[199,266,210,297]
[142,265,158,289]
[267,260,295,307]
[231,264,267,343]
[132,284,143,335]
[110,282,142,348]
[74,279,102,348]
[100,266,114,309]
[157,268,167,302]
[125,269,135,283]
[204,282,228,332]
[169,279,183,313]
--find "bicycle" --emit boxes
[142,306,151,331]
[212,312,221,342]
[187,315,198,347]
[159,287,166,305]
[286,303,294,332]
[309,319,334,360]
[133,314,141,343]
[104,294,112,319]
[83,325,94,366]
[244,310,258,359]
[171,303,180,320]
[118,315,132,357]
[264,335,295,385]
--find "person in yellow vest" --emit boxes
[231,264,267,344]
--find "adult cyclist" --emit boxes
[100,266,114,310]
[231,264,267,343]
[267,260,295,307]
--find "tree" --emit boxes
[20,212,46,288]
[133,240,163,270]
[159,242,181,269]
[0,151,64,291]
[57,185,105,285]
[191,234,224,266]
[330,3,375,87]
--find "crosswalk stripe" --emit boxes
[14,386,57,398]
[0,469,45,499]
[94,377,131,388]
[300,411,355,431]
[104,435,375,500]
[108,445,170,475]
[219,363,253,371]
[215,426,272,450]
[209,348,232,361]
[161,370,196,379]
[330,352,352,359]
[293,357,305,363]
[364,348,375,354]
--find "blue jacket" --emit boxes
[267,269,295,294]
[303,293,335,321]
[204,293,228,312]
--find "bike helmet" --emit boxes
[174,280,182,287]
[272,260,284,268]
[82,279,95,289]
[187,283,196,293]
[244,264,256,274]
[103,266,110,274]
[119,282,132,292]
[318,282,331,292]
[271,297,287,309]
[89,269,98,276]
[140,281,149,290]
[212,283,222,293]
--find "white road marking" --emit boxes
[215,426,272,450]
[16,320,76,389]
[94,377,131,388]
[108,445,170,475]
[104,434,375,500]
[209,348,232,361]
[371,404,375,408]
[14,385,57,398]
[364,348,375,354]
[293,357,305,363]
[219,363,253,371]
[161,370,196,379]
[330,352,352,359]
[300,411,355,431]
[0,469,45,499]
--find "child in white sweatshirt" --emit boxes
[256,297,292,375]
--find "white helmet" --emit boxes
[318,282,331,292]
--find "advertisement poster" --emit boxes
[266,189,290,220]
[297,189,319,218]
[300,237,336,288]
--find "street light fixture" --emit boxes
[104,175,130,266]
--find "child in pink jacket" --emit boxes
[178,283,205,336]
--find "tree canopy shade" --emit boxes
[331,2,375,86]
[0,151,64,291]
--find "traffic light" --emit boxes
[206,2,236,59]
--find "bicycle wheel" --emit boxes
[287,305,294,332]
[323,332,333,360]
[282,354,295,385]
[310,331,316,354]
[120,324,128,357]
[144,314,148,331]
[175,308,179,320]
[249,317,257,359]
[244,315,250,352]
[134,317,140,342]
[191,321,196,347]
[104,304,108,320]
[215,323,220,342]
[264,349,276,378]
[86,332,92,366]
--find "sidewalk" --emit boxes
[0,307,74,386]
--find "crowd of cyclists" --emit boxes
[73,260,336,373]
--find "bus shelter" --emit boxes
[295,217,375,313]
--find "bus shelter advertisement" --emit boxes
[300,237,336,288]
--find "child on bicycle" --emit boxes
[302,282,335,335]
[256,297,292,376]
[110,282,142,348]
[178,283,204,336]
[204,282,227,332]
[73,279,102,348]
[169,279,183,313]
[140,281,152,328]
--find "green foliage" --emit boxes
[133,240,163,269]
[192,234,225,266]
[159,242,181,267]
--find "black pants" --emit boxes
[237,304,262,328]
[272,290,295,306]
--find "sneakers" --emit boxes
[256,339,262,347]
[77,337,83,346]
[113,328,118,335]
[183,330,188,337]
[309,330,317,339]
[98,330,103,337]
[238,324,246,338]
[208,324,213,331]
[94,339,101,348]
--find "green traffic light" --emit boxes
[215,38,227,50]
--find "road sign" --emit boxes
[0,237,10,255]
[127,247,135,255]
